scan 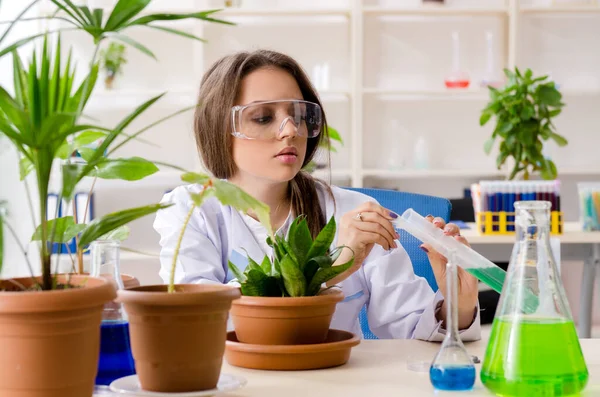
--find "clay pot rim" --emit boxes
[233,288,344,307]
[225,329,360,354]
[0,275,116,313]
[117,283,240,306]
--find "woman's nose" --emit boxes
[277,116,298,139]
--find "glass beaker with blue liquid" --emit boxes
[90,240,136,389]
[429,251,476,391]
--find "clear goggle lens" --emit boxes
[231,99,322,140]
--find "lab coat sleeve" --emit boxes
[364,244,481,341]
[153,186,230,286]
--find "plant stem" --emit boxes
[169,204,196,293]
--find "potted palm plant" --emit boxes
[0,1,234,396]
[227,215,354,345]
[100,41,127,89]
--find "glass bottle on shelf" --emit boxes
[480,31,503,88]
[90,240,136,390]
[444,31,470,89]
[481,201,588,396]
[429,253,476,391]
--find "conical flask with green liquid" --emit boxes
[481,201,588,396]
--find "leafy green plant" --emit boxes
[100,41,127,89]
[228,215,354,297]
[480,67,567,180]
[0,0,234,290]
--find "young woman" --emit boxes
[154,50,481,341]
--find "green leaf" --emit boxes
[61,163,85,202]
[306,216,336,259]
[104,0,152,31]
[327,126,343,143]
[78,203,171,248]
[304,258,319,285]
[19,156,33,180]
[496,151,509,169]
[289,216,312,268]
[520,104,535,120]
[93,157,159,181]
[240,269,281,297]
[479,111,492,126]
[56,130,107,159]
[549,132,568,147]
[98,225,130,241]
[212,179,273,237]
[483,137,495,155]
[279,253,306,297]
[497,121,513,135]
[246,254,263,274]
[31,216,86,243]
[101,32,156,60]
[260,254,272,275]
[127,9,234,27]
[537,85,562,107]
[549,108,562,117]
[144,25,207,43]
[540,158,557,180]
[306,255,333,270]
[307,257,355,296]
[228,260,246,283]
[181,172,210,185]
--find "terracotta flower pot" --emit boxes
[117,284,240,393]
[230,288,344,345]
[0,275,116,397]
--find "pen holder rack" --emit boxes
[476,211,563,235]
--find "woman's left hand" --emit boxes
[420,216,479,330]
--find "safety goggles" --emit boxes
[231,99,322,140]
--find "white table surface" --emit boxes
[461,222,600,245]
[221,338,600,397]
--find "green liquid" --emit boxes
[466,267,506,293]
[481,317,588,396]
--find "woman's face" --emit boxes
[231,67,308,185]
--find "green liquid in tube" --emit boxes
[481,317,588,396]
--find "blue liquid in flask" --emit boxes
[430,365,476,391]
[96,320,136,385]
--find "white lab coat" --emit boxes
[153,182,481,341]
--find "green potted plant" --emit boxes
[100,41,127,90]
[117,172,272,393]
[0,1,234,396]
[227,214,354,345]
[480,67,568,180]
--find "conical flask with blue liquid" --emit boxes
[90,240,136,389]
[481,201,588,396]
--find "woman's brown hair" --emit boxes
[194,49,332,238]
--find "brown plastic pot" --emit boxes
[230,288,344,345]
[0,275,116,397]
[117,284,240,393]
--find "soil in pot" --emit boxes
[117,284,240,393]
[0,275,116,397]
[230,288,344,345]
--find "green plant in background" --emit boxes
[0,0,235,290]
[228,215,354,297]
[480,67,567,180]
[304,125,343,173]
[100,41,126,89]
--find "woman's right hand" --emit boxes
[326,202,399,286]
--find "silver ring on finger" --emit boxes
[354,212,363,222]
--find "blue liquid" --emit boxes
[96,321,136,386]
[430,365,476,391]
